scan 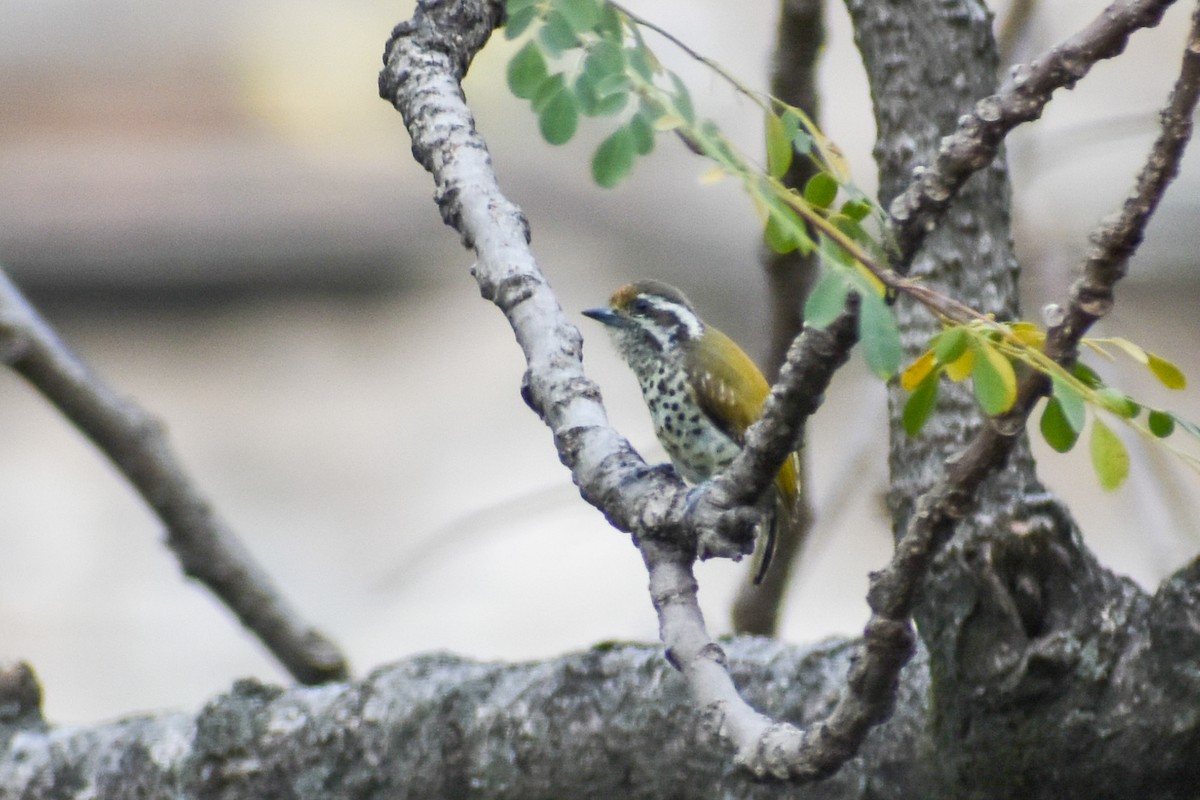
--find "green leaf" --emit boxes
[1148,353,1187,389]
[859,290,902,379]
[1148,409,1175,438]
[792,129,814,155]
[554,0,602,33]
[766,200,810,254]
[669,72,694,122]
[903,371,940,436]
[804,269,850,329]
[1050,375,1087,433]
[933,327,969,366]
[1072,361,1103,389]
[507,41,549,99]
[539,10,579,55]
[627,45,655,81]
[971,340,1017,416]
[628,112,655,155]
[841,198,872,222]
[1040,397,1080,453]
[505,4,540,39]
[591,126,636,188]
[803,173,839,209]
[1090,418,1129,491]
[765,111,793,179]
[596,2,623,38]
[532,72,567,112]
[538,89,578,144]
[583,40,626,81]
[574,71,627,116]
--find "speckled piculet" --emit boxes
[583,280,801,581]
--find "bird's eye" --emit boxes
[630,297,652,315]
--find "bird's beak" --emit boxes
[582,307,629,328]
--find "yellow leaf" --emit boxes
[1148,353,1187,389]
[699,165,728,185]
[901,350,938,392]
[945,347,975,382]
[764,110,793,179]
[1009,321,1045,349]
[1107,337,1148,364]
[973,339,1019,415]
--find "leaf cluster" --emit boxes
[503,0,1199,492]
[901,326,1196,489]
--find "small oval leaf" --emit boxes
[765,110,793,179]
[971,340,1017,416]
[1148,353,1187,389]
[859,290,902,379]
[763,200,808,255]
[539,10,580,54]
[1073,361,1103,389]
[903,371,940,436]
[628,112,655,155]
[841,198,872,222]
[901,350,938,392]
[669,73,694,122]
[1148,409,1175,438]
[1040,396,1080,453]
[804,270,850,329]
[591,126,636,188]
[538,90,579,144]
[504,4,540,39]
[554,0,602,33]
[507,41,549,99]
[933,327,969,366]
[944,347,975,382]
[803,173,839,209]
[1050,375,1087,433]
[1090,418,1129,491]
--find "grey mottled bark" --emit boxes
[3,0,1200,797]
[846,1,1200,797]
[0,643,934,800]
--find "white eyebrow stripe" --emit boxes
[641,295,704,341]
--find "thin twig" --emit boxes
[0,268,349,685]
[888,0,1179,268]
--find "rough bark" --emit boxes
[846,1,1200,797]
[3,0,1200,797]
[0,643,936,800]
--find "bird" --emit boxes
[583,280,801,582]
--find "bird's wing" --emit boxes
[686,327,801,507]
[686,326,771,445]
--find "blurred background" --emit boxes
[1,0,1198,724]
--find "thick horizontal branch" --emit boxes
[0,269,347,685]
[0,643,934,799]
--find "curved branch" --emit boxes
[379,0,910,781]
[0,269,348,685]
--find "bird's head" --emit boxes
[582,281,705,363]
